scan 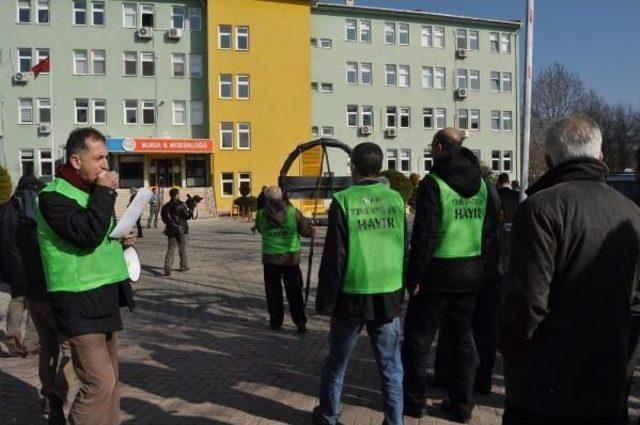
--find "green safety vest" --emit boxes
[334,183,405,295]
[430,173,488,259]
[257,206,301,255]
[36,178,129,293]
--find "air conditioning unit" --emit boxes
[460,129,470,139]
[38,123,51,134]
[385,127,397,138]
[168,28,183,39]
[360,125,372,135]
[456,88,468,99]
[137,27,153,39]
[456,48,468,58]
[13,72,29,83]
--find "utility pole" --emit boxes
[520,0,535,201]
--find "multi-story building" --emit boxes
[311,2,521,180]
[0,0,211,214]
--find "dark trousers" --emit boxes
[263,264,306,328]
[502,402,626,425]
[164,235,188,273]
[402,290,478,413]
[135,218,143,237]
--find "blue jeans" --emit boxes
[318,316,404,425]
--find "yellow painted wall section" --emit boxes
[208,0,311,212]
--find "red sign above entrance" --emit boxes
[134,138,213,153]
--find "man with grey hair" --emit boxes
[256,186,313,333]
[498,115,640,424]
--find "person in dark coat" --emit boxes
[128,187,143,238]
[496,173,519,224]
[160,188,192,276]
[498,115,640,424]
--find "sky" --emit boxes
[322,0,640,107]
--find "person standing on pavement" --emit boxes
[402,128,496,423]
[37,127,137,425]
[313,142,407,425]
[161,188,191,276]
[498,115,640,425]
[147,187,159,228]
[255,186,312,333]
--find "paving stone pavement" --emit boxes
[1,219,640,425]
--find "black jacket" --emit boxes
[0,201,28,298]
[161,199,192,237]
[39,182,134,337]
[408,148,497,293]
[316,179,408,322]
[497,187,519,224]
[498,158,640,417]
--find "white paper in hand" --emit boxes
[109,188,153,239]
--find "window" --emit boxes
[236,27,249,50]
[311,126,319,137]
[19,98,33,124]
[489,32,499,53]
[470,109,480,130]
[398,23,409,45]
[124,100,137,124]
[400,150,411,172]
[359,20,371,43]
[190,101,203,125]
[360,62,372,85]
[219,25,232,49]
[321,127,334,137]
[490,71,501,91]
[456,29,467,49]
[37,98,51,123]
[171,6,185,29]
[422,108,433,129]
[92,1,104,26]
[221,173,234,197]
[346,62,358,85]
[319,38,332,48]
[188,8,202,31]
[189,54,203,78]
[320,82,333,92]
[237,75,250,99]
[502,72,513,92]
[18,48,31,72]
[172,53,186,77]
[73,1,87,25]
[421,26,432,47]
[435,108,446,129]
[385,64,397,86]
[398,65,410,88]
[503,111,513,131]
[91,50,106,75]
[434,26,445,48]
[384,22,395,44]
[423,150,434,173]
[399,107,410,128]
[421,67,433,89]
[142,100,155,124]
[434,67,445,89]
[18,0,30,23]
[172,100,186,125]
[35,49,49,69]
[457,69,468,90]
[501,33,511,53]
[238,173,251,196]
[38,150,53,178]
[74,99,89,124]
[491,110,501,130]
[361,106,373,127]
[123,52,137,76]
[470,70,480,91]
[237,123,251,149]
[141,52,155,76]
[345,19,357,41]
[386,106,397,128]
[469,30,479,50]
[387,150,397,171]
[311,82,318,92]
[20,150,35,176]
[37,0,49,24]
[141,4,154,27]
[186,155,207,187]
[491,151,501,172]
[123,3,136,28]
[457,109,469,129]
[503,151,513,172]
[73,50,88,75]
[310,38,318,48]
[220,122,233,149]
[93,99,106,124]
[347,105,358,127]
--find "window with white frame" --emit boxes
[434,67,445,89]
[502,72,513,92]
[491,150,501,171]
[141,4,154,27]
[20,150,35,176]
[387,150,397,170]
[141,100,155,124]
[91,50,106,75]
[503,111,513,131]
[311,126,319,137]
[423,108,433,129]
[470,70,480,91]
[360,62,372,85]
[93,99,106,124]
[359,20,371,43]
[321,127,334,137]
[457,109,469,129]
[421,67,433,89]
[399,107,410,128]
[219,25,232,49]
[189,54,203,78]
[19,98,33,124]
[491,110,501,130]
[124,100,137,123]
[18,48,31,72]
[123,3,136,28]
[319,38,332,48]
[384,22,395,44]
[38,149,53,178]
[219,75,232,98]
[238,172,251,196]
[436,108,446,129]
[434,26,445,48]
[361,106,373,127]
[421,26,432,47]
[237,123,251,149]
[503,151,513,172]
[470,109,480,130]
[73,1,86,25]
[188,8,202,31]
[37,98,50,123]
[35,48,49,72]
[398,23,409,45]
[236,26,249,50]
[141,52,155,76]
[489,32,499,53]
[37,0,50,24]
[456,29,467,49]
[385,64,397,86]
[190,101,203,125]
[386,106,397,128]
[237,75,250,99]
[74,99,89,123]
[92,1,105,26]
[490,71,500,91]
[457,69,468,89]
[171,6,185,29]
[220,122,233,149]
[423,150,434,173]
[172,53,186,77]
[73,50,88,75]
[346,62,358,85]
[347,105,358,127]
[320,82,333,92]
[345,19,357,41]
[172,100,186,125]
[400,150,411,172]
[469,30,479,50]
[501,33,511,53]
[123,52,137,75]
[18,0,31,23]
[221,172,234,197]
[398,65,410,87]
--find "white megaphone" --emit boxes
[124,247,141,283]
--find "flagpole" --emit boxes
[520,0,535,201]
[49,57,55,178]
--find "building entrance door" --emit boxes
[150,158,182,187]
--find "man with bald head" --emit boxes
[403,128,497,422]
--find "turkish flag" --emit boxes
[31,57,50,79]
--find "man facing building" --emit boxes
[161,188,192,276]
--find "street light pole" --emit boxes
[520,0,535,201]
